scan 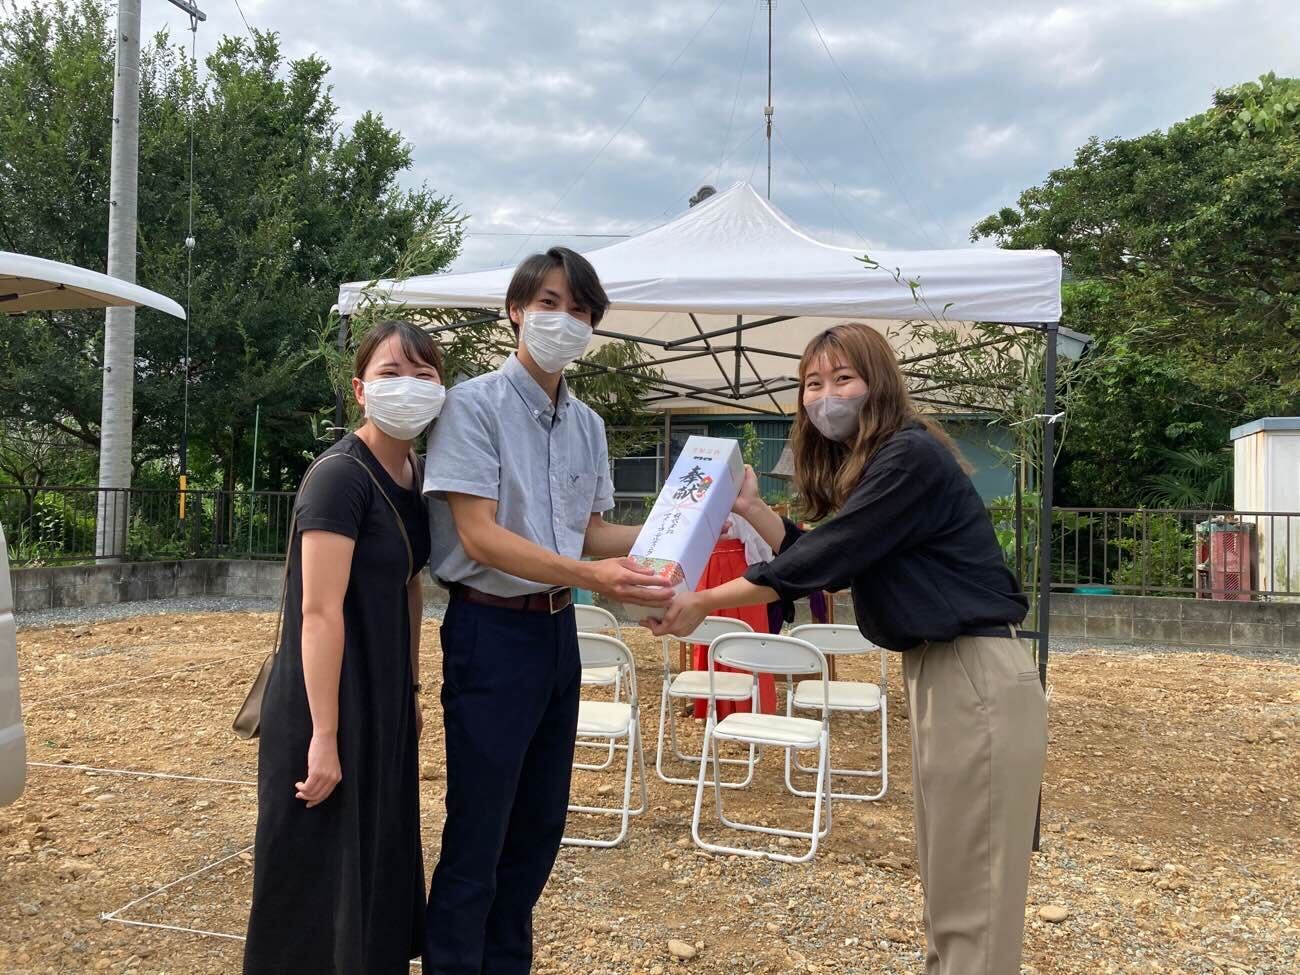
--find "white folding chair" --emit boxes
[784,624,889,802]
[573,604,625,772]
[692,633,832,865]
[562,633,647,848]
[655,616,759,789]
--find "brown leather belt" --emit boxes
[449,582,573,615]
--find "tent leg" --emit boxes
[663,411,672,488]
[733,316,742,397]
[1034,321,1059,853]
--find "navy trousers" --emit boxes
[423,598,580,975]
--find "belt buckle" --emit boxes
[547,587,565,615]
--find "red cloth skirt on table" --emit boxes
[691,538,778,719]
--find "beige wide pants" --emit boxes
[903,633,1048,975]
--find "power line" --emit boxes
[771,123,870,247]
[715,0,761,187]
[796,0,946,246]
[715,120,767,188]
[507,0,730,263]
[231,0,253,35]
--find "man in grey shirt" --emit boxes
[421,247,670,975]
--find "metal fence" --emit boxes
[3,486,1297,600]
[0,485,296,565]
[990,506,1299,600]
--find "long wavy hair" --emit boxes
[793,323,968,521]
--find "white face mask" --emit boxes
[521,310,592,373]
[806,392,866,443]
[362,376,445,441]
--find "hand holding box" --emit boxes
[624,436,743,621]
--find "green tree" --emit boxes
[0,0,463,495]
[972,73,1300,506]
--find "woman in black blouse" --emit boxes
[244,321,444,974]
[649,322,1048,975]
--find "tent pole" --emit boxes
[1033,320,1059,853]
[663,314,795,348]
[423,313,506,334]
[568,347,723,381]
[734,317,743,397]
[1037,323,1057,687]
[663,410,672,489]
[688,312,737,389]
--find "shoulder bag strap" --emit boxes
[270,449,418,654]
[343,454,414,582]
[268,452,352,655]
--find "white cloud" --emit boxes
[961,123,1027,160]
[125,0,1299,266]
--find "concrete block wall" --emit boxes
[1049,593,1300,652]
[11,559,451,615]
[12,561,210,613]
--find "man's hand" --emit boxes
[585,557,675,606]
[643,591,708,638]
[733,464,762,517]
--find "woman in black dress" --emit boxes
[650,322,1048,975]
[244,320,445,974]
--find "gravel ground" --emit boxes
[19,595,1293,663]
[2,609,1296,975]
[16,595,446,631]
[1048,635,1298,662]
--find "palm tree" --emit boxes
[1141,446,1233,509]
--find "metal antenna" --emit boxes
[763,0,775,200]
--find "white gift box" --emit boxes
[624,436,744,620]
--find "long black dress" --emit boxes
[245,434,430,975]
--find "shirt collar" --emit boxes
[502,353,570,423]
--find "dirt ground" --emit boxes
[1,611,1297,975]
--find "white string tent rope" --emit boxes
[101,843,428,970]
[507,0,731,263]
[101,844,255,934]
[796,0,947,247]
[27,761,254,787]
[25,648,267,711]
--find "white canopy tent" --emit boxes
[336,181,1067,724]
[338,183,1060,415]
[0,251,185,319]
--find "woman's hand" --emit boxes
[414,702,425,739]
[643,591,708,639]
[732,464,762,518]
[295,732,342,808]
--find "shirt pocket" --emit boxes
[564,471,600,532]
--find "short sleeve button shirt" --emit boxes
[423,354,615,596]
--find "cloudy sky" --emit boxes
[138,0,1300,271]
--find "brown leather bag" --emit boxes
[232,451,416,740]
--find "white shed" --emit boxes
[1231,417,1300,598]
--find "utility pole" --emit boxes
[95,0,142,562]
[764,0,775,200]
[95,0,205,562]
